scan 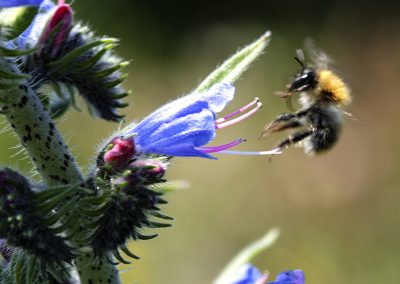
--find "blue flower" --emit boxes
[226,263,305,284]
[268,270,305,284]
[119,83,278,159]
[5,0,55,49]
[227,263,267,284]
[0,0,44,7]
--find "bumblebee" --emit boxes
[261,48,351,154]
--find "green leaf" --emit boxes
[33,184,79,204]
[0,67,30,80]
[35,184,80,214]
[149,211,174,221]
[195,31,271,93]
[213,227,280,284]
[25,255,38,284]
[79,204,108,218]
[93,61,129,78]
[74,45,112,71]
[0,46,37,57]
[113,250,131,264]
[48,38,119,73]
[120,244,140,260]
[137,233,158,240]
[43,196,79,226]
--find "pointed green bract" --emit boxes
[48,38,119,72]
[195,31,271,92]
[0,46,37,57]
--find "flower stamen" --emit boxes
[216,147,282,156]
[196,138,246,153]
[216,98,262,129]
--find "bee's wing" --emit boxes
[304,38,333,70]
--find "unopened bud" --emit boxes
[39,2,73,57]
[103,137,136,170]
[113,159,167,193]
[129,159,166,180]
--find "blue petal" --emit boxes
[199,82,235,113]
[124,83,235,158]
[0,0,44,7]
[134,109,217,158]
[268,270,305,284]
[7,0,55,49]
[129,83,234,140]
[227,263,264,284]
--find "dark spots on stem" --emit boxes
[49,175,61,182]
[18,96,28,108]
[63,159,69,168]
[22,134,32,143]
[18,84,28,92]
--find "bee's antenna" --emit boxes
[294,49,306,71]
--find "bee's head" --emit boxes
[287,57,317,93]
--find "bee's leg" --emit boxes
[277,130,314,149]
[260,108,310,139]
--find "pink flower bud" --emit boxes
[112,159,167,193]
[39,2,73,56]
[103,138,136,170]
[129,160,166,180]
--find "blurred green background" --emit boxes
[2,0,400,283]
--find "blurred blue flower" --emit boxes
[226,263,305,284]
[6,0,55,49]
[0,0,44,7]
[227,263,267,284]
[268,269,305,284]
[122,83,238,159]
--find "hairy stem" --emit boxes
[1,58,121,283]
[4,82,82,186]
[76,254,120,284]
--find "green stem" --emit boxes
[76,254,120,284]
[4,81,82,186]
[0,58,121,283]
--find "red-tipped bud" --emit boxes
[113,159,167,193]
[129,160,166,180]
[39,3,73,56]
[103,137,136,170]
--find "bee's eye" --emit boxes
[288,69,317,92]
